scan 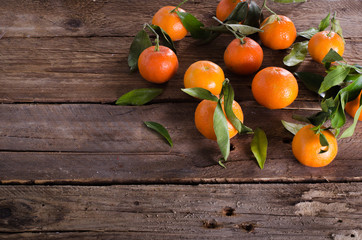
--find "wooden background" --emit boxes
[0,0,361,239]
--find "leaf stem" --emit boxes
[144,23,160,51]
[170,0,188,13]
[261,0,280,21]
[212,16,245,44]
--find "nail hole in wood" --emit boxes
[351,234,355,238]
[66,19,82,28]
[230,144,236,151]
[282,137,292,144]
[223,206,235,216]
[337,219,343,223]
[203,219,219,229]
[0,208,12,218]
[240,222,256,233]
[134,201,140,206]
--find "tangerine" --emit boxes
[216,0,246,22]
[259,15,297,50]
[224,37,263,75]
[292,125,338,167]
[251,67,298,109]
[345,90,362,121]
[184,61,225,95]
[152,6,188,41]
[195,99,244,140]
[308,30,344,63]
[138,45,178,84]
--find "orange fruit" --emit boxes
[184,61,225,95]
[224,37,263,75]
[308,30,344,63]
[195,99,244,140]
[152,6,188,41]
[138,45,178,84]
[216,0,247,22]
[252,67,298,109]
[292,125,338,167]
[259,15,297,50]
[345,90,362,121]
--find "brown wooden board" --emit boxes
[0,0,360,38]
[1,103,361,183]
[0,37,361,103]
[0,183,361,239]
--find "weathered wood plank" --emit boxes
[0,183,361,239]
[0,36,360,103]
[1,103,361,183]
[0,0,360,38]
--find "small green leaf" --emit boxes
[243,1,262,28]
[214,100,230,161]
[222,80,253,134]
[319,65,350,93]
[281,120,306,135]
[144,121,173,147]
[260,15,278,29]
[340,103,362,139]
[319,131,329,147]
[150,24,177,54]
[294,72,324,95]
[331,96,346,130]
[225,2,249,23]
[318,13,330,31]
[128,29,152,71]
[338,74,362,102]
[176,11,211,39]
[251,128,268,169]
[292,114,311,124]
[331,13,344,41]
[322,48,344,64]
[283,41,308,66]
[181,88,218,101]
[321,97,335,112]
[227,24,263,35]
[116,88,163,106]
[272,0,306,2]
[307,111,330,127]
[298,28,319,39]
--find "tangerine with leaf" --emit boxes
[195,98,244,140]
[216,0,247,22]
[152,6,188,41]
[308,30,344,63]
[345,91,362,121]
[292,125,338,167]
[259,15,297,50]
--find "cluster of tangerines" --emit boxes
[135,0,360,168]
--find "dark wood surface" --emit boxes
[0,0,361,239]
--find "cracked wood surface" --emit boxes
[0,183,361,239]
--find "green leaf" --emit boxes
[292,114,311,124]
[307,111,330,127]
[222,80,253,134]
[251,128,268,169]
[227,24,263,35]
[176,11,211,39]
[298,28,319,39]
[214,100,230,161]
[318,13,330,31]
[116,88,163,106]
[331,13,344,41]
[340,103,362,139]
[319,65,350,93]
[338,74,362,102]
[144,121,173,147]
[243,1,262,28]
[281,120,306,135]
[331,96,346,129]
[150,24,177,54]
[128,29,152,71]
[321,97,335,112]
[322,48,344,64]
[181,88,218,101]
[260,15,278,29]
[283,41,308,66]
[272,0,306,2]
[294,72,324,95]
[225,2,249,23]
[319,131,329,147]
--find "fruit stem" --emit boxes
[261,0,280,21]
[212,16,245,44]
[170,0,188,13]
[144,23,160,51]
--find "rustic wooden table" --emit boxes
[0,0,361,239]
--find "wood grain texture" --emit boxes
[0,36,361,103]
[0,183,361,239]
[0,0,360,38]
[1,103,361,183]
